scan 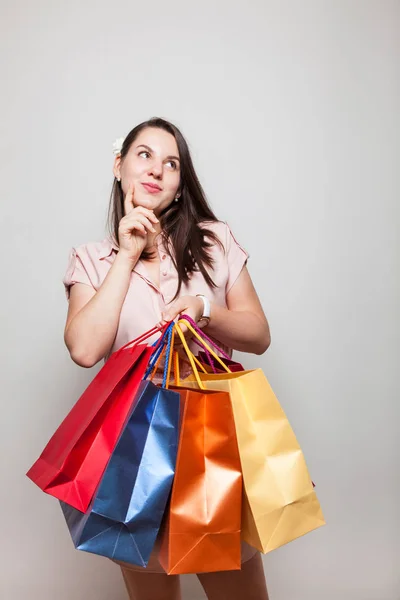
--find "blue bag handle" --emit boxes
[162,324,174,389]
[144,322,174,381]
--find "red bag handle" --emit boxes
[116,322,170,354]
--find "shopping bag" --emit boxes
[158,324,242,575]
[60,370,181,566]
[179,317,325,554]
[26,325,166,512]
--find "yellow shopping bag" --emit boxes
[177,318,325,553]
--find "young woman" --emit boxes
[63,117,271,600]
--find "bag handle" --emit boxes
[144,326,169,378]
[117,322,170,355]
[176,345,208,375]
[162,324,174,388]
[180,314,232,361]
[194,341,217,373]
[174,350,180,386]
[173,324,205,389]
[145,322,174,381]
[151,324,207,389]
[146,322,179,389]
[164,318,207,375]
[176,318,231,374]
[145,320,213,387]
[147,345,166,381]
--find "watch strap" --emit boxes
[196,294,211,326]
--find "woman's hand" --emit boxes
[118,182,159,260]
[160,296,204,362]
[160,295,204,334]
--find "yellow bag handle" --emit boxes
[173,324,205,389]
[152,318,230,389]
[148,326,206,389]
[183,349,208,374]
[177,318,231,374]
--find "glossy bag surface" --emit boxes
[159,386,242,574]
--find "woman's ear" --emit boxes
[113,155,121,181]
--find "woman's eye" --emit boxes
[138,152,177,170]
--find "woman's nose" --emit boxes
[148,160,163,179]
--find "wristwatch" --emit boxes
[196,294,211,328]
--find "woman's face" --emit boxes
[114,127,181,215]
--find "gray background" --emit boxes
[1,1,398,599]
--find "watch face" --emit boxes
[198,317,210,328]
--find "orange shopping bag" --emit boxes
[158,326,242,575]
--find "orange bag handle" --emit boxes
[148,345,166,382]
[174,350,180,386]
[148,325,174,385]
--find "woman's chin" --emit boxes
[133,195,173,215]
[133,195,157,210]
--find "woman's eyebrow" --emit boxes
[136,144,180,162]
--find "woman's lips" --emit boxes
[142,183,162,194]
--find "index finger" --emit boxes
[135,206,159,223]
[124,182,135,215]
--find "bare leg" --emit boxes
[120,567,182,600]
[196,553,269,600]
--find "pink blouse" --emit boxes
[63,220,249,358]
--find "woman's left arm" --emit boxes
[162,266,271,355]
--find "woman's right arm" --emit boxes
[64,251,139,368]
[64,183,158,368]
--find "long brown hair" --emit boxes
[107,117,222,298]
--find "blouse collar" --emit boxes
[98,234,168,260]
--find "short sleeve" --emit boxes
[62,247,96,300]
[225,223,250,292]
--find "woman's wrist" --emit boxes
[115,249,140,271]
[196,295,211,328]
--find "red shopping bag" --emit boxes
[26,327,163,512]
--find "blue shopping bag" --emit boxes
[61,323,180,566]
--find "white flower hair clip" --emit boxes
[112,137,125,156]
